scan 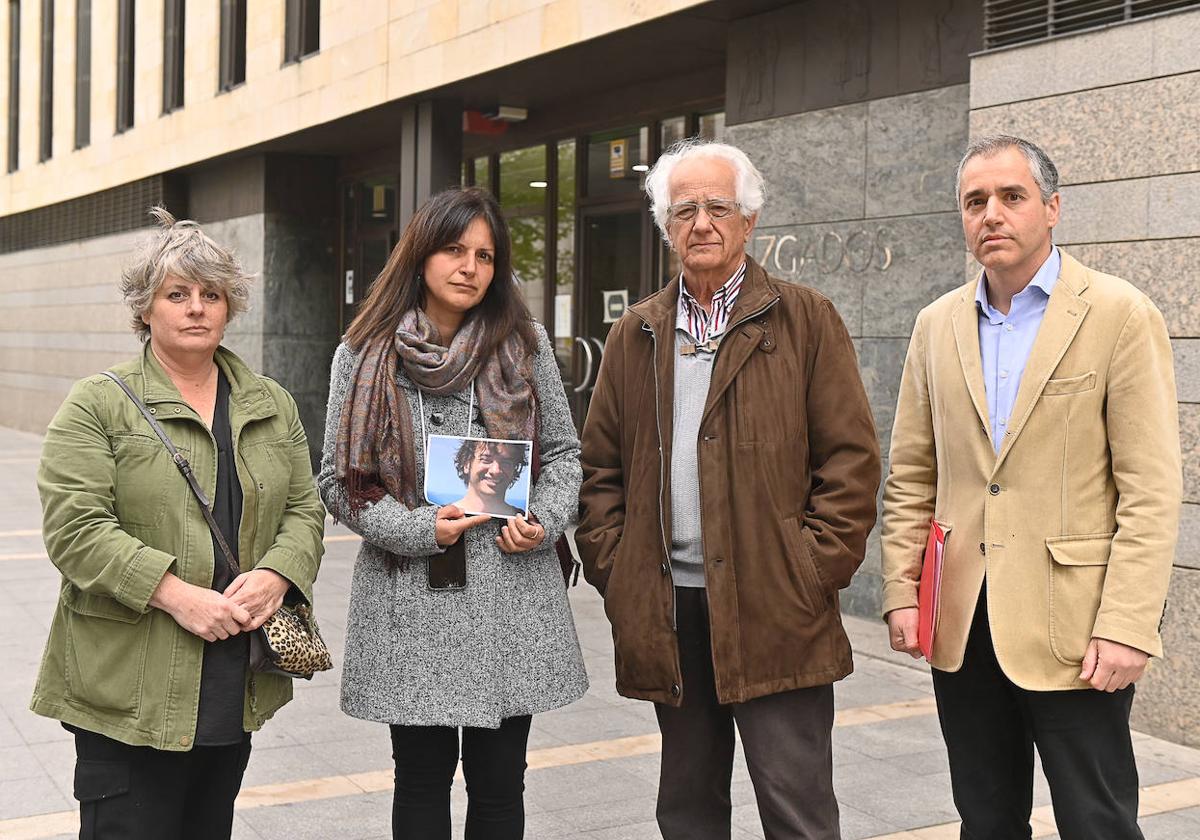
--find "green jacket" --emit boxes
[31,345,326,750]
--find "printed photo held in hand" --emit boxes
[425,434,533,518]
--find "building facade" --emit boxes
[2,0,1198,743]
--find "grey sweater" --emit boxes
[669,329,718,588]
[318,324,588,728]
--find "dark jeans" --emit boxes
[932,591,1143,840]
[71,727,251,840]
[389,715,532,840]
[654,587,840,840]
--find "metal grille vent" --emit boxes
[0,175,187,254]
[984,0,1199,49]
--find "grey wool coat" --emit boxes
[318,323,589,728]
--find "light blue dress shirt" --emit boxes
[976,247,1061,454]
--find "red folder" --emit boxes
[917,520,947,660]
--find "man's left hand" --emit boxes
[225,569,291,631]
[497,515,546,554]
[1079,637,1149,692]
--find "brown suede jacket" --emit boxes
[577,256,881,706]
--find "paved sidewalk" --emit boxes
[3,424,1200,839]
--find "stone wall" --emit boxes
[0,152,340,463]
[727,82,972,618]
[969,8,1200,745]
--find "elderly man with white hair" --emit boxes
[576,140,881,839]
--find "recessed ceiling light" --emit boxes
[530,180,548,188]
[632,164,649,172]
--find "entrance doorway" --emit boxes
[339,175,398,331]
[568,203,645,423]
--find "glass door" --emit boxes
[340,176,398,333]
[570,204,644,425]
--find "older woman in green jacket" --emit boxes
[30,209,325,840]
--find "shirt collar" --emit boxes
[975,246,1061,319]
[679,261,746,310]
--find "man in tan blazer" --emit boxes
[881,134,1180,839]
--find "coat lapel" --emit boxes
[992,254,1091,470]
[952,282,992,443]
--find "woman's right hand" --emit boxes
[150,572,253,641]
[435,504,491,546]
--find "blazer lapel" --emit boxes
[993,257,1091,470]
[952,284,992,444]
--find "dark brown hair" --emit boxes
[344,187,537,357]
[454,439,528,485]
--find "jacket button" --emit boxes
[660,563,669,576]
[670,684,681,697]
[979,542,986,555]
[179,735,191,747]
[988,483,1000,495]
[258,482,265,490]
[149,407,157,415]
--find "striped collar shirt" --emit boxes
[676,261,747,346]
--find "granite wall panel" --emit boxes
[1064,240,1200,338]
[726,103,868,226]
[865,85,969,218]
[970,71,1200,186]
[970,8,1200,109]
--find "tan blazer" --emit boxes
[881,251,1181,690]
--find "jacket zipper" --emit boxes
[641,321,678,631]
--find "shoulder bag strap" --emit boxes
[102,371,241,579]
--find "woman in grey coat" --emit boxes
[318,187,587,840]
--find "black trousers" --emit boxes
[932,591,1143,840]
[389,715,532,840]
[72,728,252,840]
[655,587,840,840]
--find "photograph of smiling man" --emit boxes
[425,434,533,518]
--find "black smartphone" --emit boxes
[427,539,467,590]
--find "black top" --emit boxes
[195,370,250,746]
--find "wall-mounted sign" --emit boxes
[602,289,628,324]
[609,140,627,179]
[344,270,355,304]
[754,227,895,278]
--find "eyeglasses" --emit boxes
[666,199,740,226]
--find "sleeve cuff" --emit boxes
[881,583,919,621]
[1091,618,1163,659]
[256,548,316,605]
[117,546,176,614]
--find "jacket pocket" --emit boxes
[784,517,826,616]
[110,435,187,528]
[1042,371,1096,396]
[74,759,130,802]
[63,592,151,717]
[1046,533,1114,665]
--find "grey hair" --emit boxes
[955,134,1060,204]
[121,206,254,342]
[645,139,766,242]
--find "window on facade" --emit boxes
[284,0,319,64]
[38,0,52,161]
[218,0,246,91]
[74,0,90,148]
[116,0,135,132]
[162,0,185,113]
[7,1,18,172]
[499,145,548,322]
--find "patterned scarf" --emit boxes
[334,309,537,519]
